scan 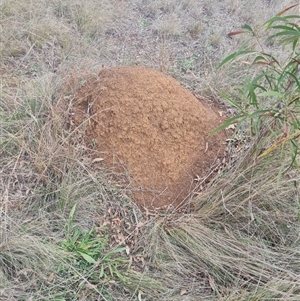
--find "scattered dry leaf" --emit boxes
[92,157,104,163]
[47,273,54,283]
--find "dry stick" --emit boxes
[221,189,234,217]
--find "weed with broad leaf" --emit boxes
[60,204,128,282]
[213,4,300,170]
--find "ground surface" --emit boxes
[73,66,226,209]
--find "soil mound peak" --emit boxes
[73,66,226,209]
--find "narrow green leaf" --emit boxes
[257,91,284,98]
[269,30,300,40]
[247,109,275,118]
[252,83,267,93]
[253,55,268,63]
[246,80,258,108]
[265,15,300,29]
[218,50,254,68]
[69,204,77,222]
[264,74,275,90]
[67,204,77,234]
[99,265,105,278]
[265,16,286,29]
[292,38,299,51]
[78,251,96,264]
[278,36,300,48]
[109,247,126,254]
[218,92,243,111]
[252,73,272,91]
[209,114,246,136]
[284,15,300,20]
[271,25,297,31]
[242,24,254,34]
[260,52,280,66]
[285,70,300,89]
[290,142,300,168]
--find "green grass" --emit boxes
[1,0,300,300]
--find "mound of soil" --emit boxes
[73,66,226,210]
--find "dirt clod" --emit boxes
[73,66,226,210]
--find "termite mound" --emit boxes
[72,66,226,210]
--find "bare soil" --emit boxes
[73,66,226,210]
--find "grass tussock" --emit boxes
[139,147,300,299]
[1,0,300,300]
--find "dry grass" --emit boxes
[139,143,300,299]
[1,0,300,300]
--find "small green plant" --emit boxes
[214,4,300,168]
[61,204,127,280]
